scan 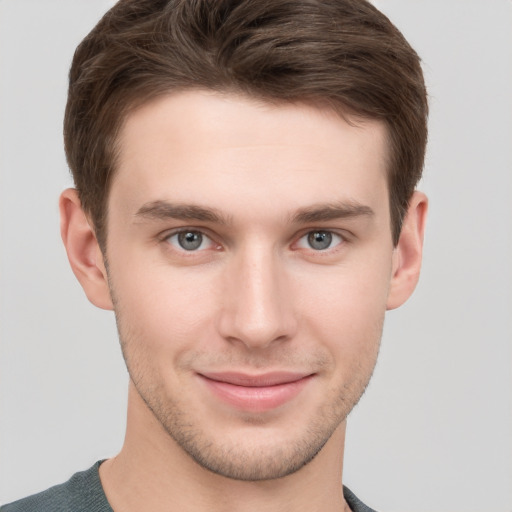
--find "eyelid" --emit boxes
[157,226,351,252]
[292,228,349,251]
[161,227,221,251]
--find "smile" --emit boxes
[197,371,314,412]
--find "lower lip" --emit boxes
[199,375,313,412]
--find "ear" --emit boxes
[386,191,428,310]
[59,188,114,310]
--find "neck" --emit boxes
[100,382,351,512]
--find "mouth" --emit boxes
[197,371,315,412]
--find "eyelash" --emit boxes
[294,230,345,252]
[163,229,220,253]
[161,227,348,254]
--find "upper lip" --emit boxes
[198,371,313,387]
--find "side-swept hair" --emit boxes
[64,0,428,249]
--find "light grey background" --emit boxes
[1,1,511,511]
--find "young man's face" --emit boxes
[66,90,423,480]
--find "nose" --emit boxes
[217,244,297,350]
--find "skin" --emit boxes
[60,90,427,512]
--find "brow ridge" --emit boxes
[292,202,375,224]
[135,199,374,226]
[135,200,230,224]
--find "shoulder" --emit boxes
[1,462,112,512]
[343,485,379,512]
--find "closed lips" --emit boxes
[198,371,313,387]
[198,372,315,412]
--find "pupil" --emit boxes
[178,231,202,250]
[308,231,332,250]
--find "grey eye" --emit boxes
[307,231,333,250]
[166,230,216,252]
[177,231,203,250]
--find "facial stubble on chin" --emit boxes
[109,285,382,482]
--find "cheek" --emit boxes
[293,258,391,354]
[109,257,220,356]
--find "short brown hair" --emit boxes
[64,0,428,249]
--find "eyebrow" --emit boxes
[134,199,374,226]
[291,202,375,224]
[135,200,231,224]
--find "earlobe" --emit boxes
[386,191,428,311]
[59,188,114,310]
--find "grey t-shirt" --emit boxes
[1,462,377,512]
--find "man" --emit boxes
[2,0,428,511]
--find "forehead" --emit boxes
[111,90,389,222]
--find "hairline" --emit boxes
[92,86,398,254]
